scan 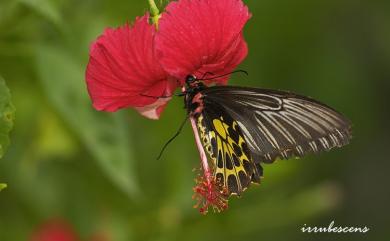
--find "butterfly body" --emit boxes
[183,75,352,197]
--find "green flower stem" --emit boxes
[147,0,161,27]
[0,183,7,192]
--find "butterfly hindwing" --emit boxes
[199,86,352,163]
[195,106,262,196]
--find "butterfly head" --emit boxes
[185,74,200,88]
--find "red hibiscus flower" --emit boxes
[86,15,176,119]
[86,0,250,119]
[155,0,250,85]
[85,0,251,213]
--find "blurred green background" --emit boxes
[0,0,389,240]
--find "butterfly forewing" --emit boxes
[199,86,352,163]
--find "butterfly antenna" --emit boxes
[197,69,248,81]
[140,94,171,99]
[157,115,189,160]
[140,93,185,99]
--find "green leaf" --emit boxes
[35,45,139,199]
[18,0,62,26]
[0,183,7,191]
[0,76,15,159]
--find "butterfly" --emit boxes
[183,73,352,196]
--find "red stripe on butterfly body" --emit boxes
[190,116,211,176]
[191,92,204,115]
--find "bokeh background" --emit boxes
[1,0,389,240]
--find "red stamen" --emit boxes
[192,170,228,215]
[190,117,228,214]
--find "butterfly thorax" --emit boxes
[184,76,207,116]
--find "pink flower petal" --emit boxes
[86,15,177,118]
[135,96,171,120]
[155,0,251,84]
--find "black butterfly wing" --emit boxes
[200,86,352,163]
[193,103,263,196]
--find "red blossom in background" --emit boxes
[29,219,80,241]
[86,0,250,119]
[29,219,110,241]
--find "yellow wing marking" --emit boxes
[197,114,257,195]
[213,119,227,139]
